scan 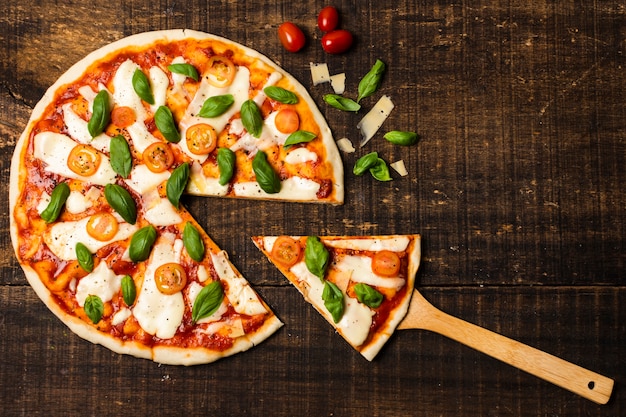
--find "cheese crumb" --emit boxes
[336,138,356,153]
[390,160,408,176]
[329,73,346,94]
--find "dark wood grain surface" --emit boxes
[1,0,624,415]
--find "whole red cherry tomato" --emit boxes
[278,22,306,53]
[317,6,339,32]
[321,30,353,54]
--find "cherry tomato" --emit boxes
[154,263,187,295]
[371,250,401,277]
[143,142,174,173]
[278,22,306,53]
[68,144,101,177]
[110,106,136,128]
[318,6,339,32]
[186,123,217,155]
[271,236,302,267]
[274,109,300,134]
[321,30,353,54]
[86,212,119,241]
[206,56,236,88]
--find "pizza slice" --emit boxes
[252,235,421,360]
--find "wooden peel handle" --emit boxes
[399,291,614,404]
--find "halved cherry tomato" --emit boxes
[321,30,353,54]
[271,236,302,268]
[206,56,236,88]
[143,142,174,173]
[278,22,306,53]
[110,106,136,128]
[154,263,187,295]
[68,144,101,176]
[186,123,217,155]
[274,109,300,134]
[86,212,119,241]
[371,250,401,277]
[318,6,339,32]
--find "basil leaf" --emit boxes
[183,222,205,262]
[87,90,111,138]
[252,151,281,194]
[323,94,361,112]
[154,106,181,143]
[283,130,317,148]
[75,242,94,273]
[354,283,384,308]
[217,147,236,186]
[192,281,224,324]
[357,59,386,103]
[84,295,104,324]
[166,162,190,208]
[129,225,157,262]
[121,275,136,306]
[198,94,234,118]
[304,236,330,280]
[104,184,137,225]
[109,135,132,178]
[241,99,263,138]
[264,86,298,104]
[40,182,70,223]
[132,69,155,105]
[322,281,344,323]
[167,63,199,81]
[370,158,393,181]
[353,152,379,176]
[384,130,419,146]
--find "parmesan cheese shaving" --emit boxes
[329,73,346,94]
[310,62,330,85]
[357,95,394,147]
[390,160,408,176]
[336,137,355,153]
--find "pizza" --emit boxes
[9,29,344,365]
[252,235,421,360]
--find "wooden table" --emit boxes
[1,1,624,415]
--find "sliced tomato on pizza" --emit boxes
[252,235,421,360]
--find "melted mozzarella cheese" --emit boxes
[75,262,123,307]
[186,281,229,324]
[124,164,170,195]
[44,217,138,261]
[186,162,229,196]
[357,95,394,147]
[323,237,410,252]
[149,66,169,111]
[33,132,117,186]
[285,148,318,164]
[210,251,267,316]
[62,102,111,151]
[65,190,95,214]
[170,56,188,96]
[143,195,183,227]
[112,307,132,326]
[132,239,185,339]
[233,177,321,201]
[333,255,406,290]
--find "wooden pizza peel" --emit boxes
[397,289,614,404]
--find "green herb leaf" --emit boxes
[40,182,70,223]
[87,90,111,138]
[353,152,379,176]
[283,130,317,148]
[183,222,205,262]
[167,63,199,81]
[304,236,330,280]
[241,99,263,138]
[109,135,132,178]
[132,69,155,105]
[357,59,386,103]
[383,130,419,146]
[323,94,361,112]
[354,283,384,308]
[252,151,281,194]
[264,86,299,104]
[84,295,104,324]
[128,225,157,262]
[198,94,234,118]
[370,158,393,181]
[121,275,136,306]
[75,243,94,273]
[217,147,236,186]
[104,184,137,225]
[154,106,181,143]
[322,281,344,323]
[192,281,224,324]
[166,162,190,208]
